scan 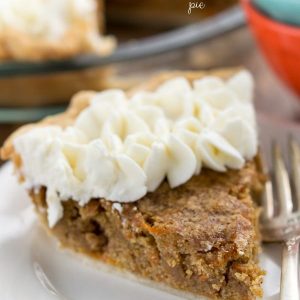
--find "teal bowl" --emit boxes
[253,0,300,26]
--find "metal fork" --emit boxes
[260,138,300,300]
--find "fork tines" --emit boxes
[290,138,300,211]
[261,137,300,242]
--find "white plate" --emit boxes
[1,114,300,300]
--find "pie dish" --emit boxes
[0,0,115,61]
[1,69,265,300]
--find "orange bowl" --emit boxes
[241,0,300,98]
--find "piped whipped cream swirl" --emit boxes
[0,0,97,40]
[14,71,258,227]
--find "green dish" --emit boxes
[0,105,66,123]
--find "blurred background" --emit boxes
[1,0,300,158]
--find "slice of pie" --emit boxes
[1,69,265,300]
[0,0,115,61]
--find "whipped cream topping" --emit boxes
[0,0,97,40]
[14,71,258,227]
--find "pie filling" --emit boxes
[31,161,264,300]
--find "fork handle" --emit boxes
[280,238,300,300]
